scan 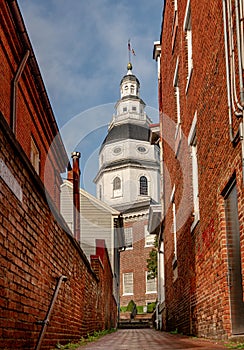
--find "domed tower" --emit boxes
[95,63,160,210]
[94,63,160,309]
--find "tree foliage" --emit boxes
[146,236,158,279]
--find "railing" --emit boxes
[35,275,67,350]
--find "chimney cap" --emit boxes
[71,151,81,159]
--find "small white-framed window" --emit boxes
[173,58,180,126]
[173,58,182,156]
[123,107,127,113]
[146,272,157,294]
[145,226,155,247]
[113,176,122,197]
[124,227,133,249]
[172,0,178,51]
[188,112,199,231]
[183,0,193,91]
[170,185,177,266]
[132,106,137,111]
[30,137,40,175]
[139,176,148,195]
[123,272,133,295]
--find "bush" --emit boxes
[126,300,136,312]
[147,302,156,313]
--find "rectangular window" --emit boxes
[188,113,199,231]
[124,227,133,249]
[123,272,133,295]
[172,0,178,51]
[30,137,40,175]
[146,272,157,294]
[145,226,155,247]
[183,0,193,91]
[173,58,181,156]
[170,185,178,278]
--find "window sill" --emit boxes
[146,291,157,295]
[185,66,193,94]
[123,293,133,296]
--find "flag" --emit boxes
[131,48,136,56]
[128,39,131,51]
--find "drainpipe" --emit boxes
[71,152,81,243]
[35,275,67,350]
[11,50,30,133]
[236,0,244,106]
[223,0,244,183]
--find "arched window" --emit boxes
[113,177,122,197]
[139,176,148,195]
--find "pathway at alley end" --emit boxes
[77,329,228,350]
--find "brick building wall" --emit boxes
[0,0,68,209]
[0,114,117,349]
[158,0,244,339]
[120,216,157,308]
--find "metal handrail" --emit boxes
[35,275,67,350]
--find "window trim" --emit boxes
[146,271,157,294]
[139,175,148,196]
[113,176,122,198]
[183,0,193,93]
[124,226,133,250]
[188,112,200,231]
[123,272,133,296]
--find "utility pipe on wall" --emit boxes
[11,50,30,133]
[223,0,244,183]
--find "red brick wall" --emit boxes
[0,115,117,349]
[0,0,68,209]
[159,0,244,339]
[120,217,157,307]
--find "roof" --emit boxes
[100,123,150,152]
[61,180,121,216]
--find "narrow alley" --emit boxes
[78,329,227,350]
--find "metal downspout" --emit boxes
[11,50,30,133]
[223,0,244,183]
[35,275,67,350]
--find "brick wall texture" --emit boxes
[159,0,244,339]
[0,114,117,349]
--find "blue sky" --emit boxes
[18,0,163,195]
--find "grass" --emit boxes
[225,342,244,349]
[54,329,116,349]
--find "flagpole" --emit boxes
[128,39,131,63]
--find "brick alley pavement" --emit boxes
[77,329,227,350]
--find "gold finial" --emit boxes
[127,62,132,71]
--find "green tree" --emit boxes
[146,236,158,279]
